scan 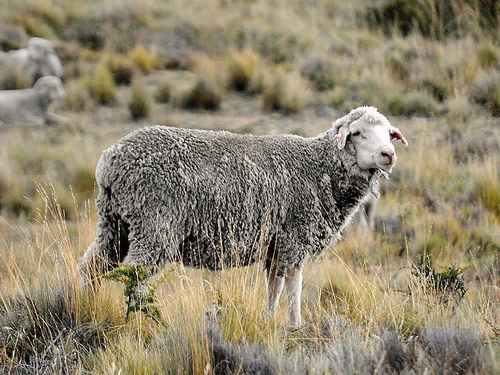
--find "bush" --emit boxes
[155,81,171,103]
[300,56,335,91]
[129,45,158,73]
[478,43,498,69]
[87,66,116,105]
[74,20,105,50]
[65,79,90,112]
[329,87,348,109]
[413,254,467,302]
[174,78,221,111]
[128,84,151,120]
[471,71,499,116]
[226,48,262,93]
[363,0,497,39]
[262,72,306,114]
[107,55,134,85]
[387,91,439,117]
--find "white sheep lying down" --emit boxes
[0,76,65,126]
[80,106,408,327]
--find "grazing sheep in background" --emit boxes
[0,76,66,126]
[79,106,408,327]
[0,37,63,88]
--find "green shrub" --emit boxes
[414,254,467,303]
[128,85,151,120]
[105,264,163,323]
[87,66,116,105]
[155,81,171,103]
[174,78,221,111]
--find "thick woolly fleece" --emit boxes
[81,124,375,279]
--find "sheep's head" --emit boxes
[34,76,65,102]
[331,106,407,173]
[27,37,55,62]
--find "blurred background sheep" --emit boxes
[0,76,65,126]
[0,37,63,89]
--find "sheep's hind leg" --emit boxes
[285,259,306,328]
[265,263,285,318]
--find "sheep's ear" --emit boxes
[390,127,408,146]
[335,126,350,150]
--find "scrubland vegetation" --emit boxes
[0,0,498,373]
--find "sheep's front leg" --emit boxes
[285,260,306,328]
[265,263,285,318]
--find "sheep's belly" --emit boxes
[180,240,265,270]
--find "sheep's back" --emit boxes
[98,126,320,268]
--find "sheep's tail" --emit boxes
[79,185,129,287]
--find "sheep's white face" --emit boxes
[334,108,407,173]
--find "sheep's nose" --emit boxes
[380,149,395,164]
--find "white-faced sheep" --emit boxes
[0,76,66,126]
[79,106,408,327]
[0,37,63,88]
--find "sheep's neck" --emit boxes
[317,135,374,225]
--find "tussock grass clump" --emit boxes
[471,71,499,116]
[363,0,497,39]
[329,87,348,110]
[387,91,440,117]
[262,71,307,114]
[74,20,105,51]
[478,43,498,69]
[128,84,151,120]
[226,48,263,93]
[470,161,500,217]
[65,79,90,112]
[300,56,335,91]
[129,45,159,73]
[155,80,171,103]
[174,77,222,111]
[107,55,134,85]
[19,15,56,39]
[87,66,116,105]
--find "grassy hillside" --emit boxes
[0,0,498,373]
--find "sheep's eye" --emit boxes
[351,131,361,136]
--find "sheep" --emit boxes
[79,106,408,327]
[0,76,66,126]
[0,37,63,89]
